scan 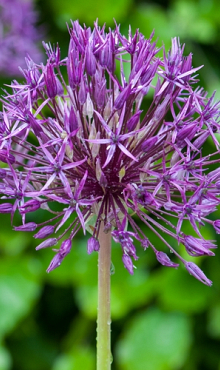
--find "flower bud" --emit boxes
[213,220,220,234]
[14,222,37,231]
[142,136,157,152]
[35,238,58,250]
[34,225,55,239]
[192,131,209,150]
[0,150,15,164]
[141,239,149,250]
[185,261,212,286]
[87,237,100,254]
[85,46,96,76]
[68,106,78,132]
[0,168,6,179]
[127,110,142,131]
[47,253,63,272]
[184,235,215,256]
[114,85,131,110]
[100,41,110,67]
[44,64,58,99]
[0,203,13,213]
[19,199,41,214]
[156,251,179,268]
[78,77,87,105]
[60,239,72,257]
[122,254,134,274]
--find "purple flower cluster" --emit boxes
[0,20,220,285]
[0,0,43,76]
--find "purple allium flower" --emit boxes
[0,0,43,76]
[1,20,220,285]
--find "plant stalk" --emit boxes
[97,223,112,370]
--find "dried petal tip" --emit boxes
[87,237,100,254]
[185,261,212,286]
[156,251,179,268]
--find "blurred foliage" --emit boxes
[116,308,192,370]
[1,0,220,369]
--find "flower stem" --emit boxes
[97,223,112,370]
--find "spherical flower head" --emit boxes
[0,0,43,76]
[1,20,220,285]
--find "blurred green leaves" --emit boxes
[0,257,42,340]
[116,308,192,370]
[52,346,95,370]
[126,0,220,46]
[156,268,214,313]
[48,0,132,28]
[46,0,220,45]
[0,346,12,370]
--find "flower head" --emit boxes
[0,0,43,76]
[1,20,220,285]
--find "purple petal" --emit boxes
[122,254,134,274]
[156,251,179,268]
[36,238,58,250]
[185,262,212,286]
[75,170,88,200]
[103,144,116,168]
[34,225,55,239]
[117,142,138,162]
[0,203,13,213]
[14,222,37,231]
[87,237,100,254]
[47,253,64,272]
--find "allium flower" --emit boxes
[1,20,220,285]
[0,0,43,75]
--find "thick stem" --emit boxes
[97,223,112,370]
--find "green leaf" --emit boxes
[0,345,12,370]
[170,0,216,43]
[207,302,220,338]
[48,0,132,28]
[116,308,192,370]
[52,346,95,370]
[0,257,42,339]
[0,214,32,255]
[126,5,176,48]
[156,267,214,313]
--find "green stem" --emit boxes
[97,223,112,370]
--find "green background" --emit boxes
[1,0,220,369]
